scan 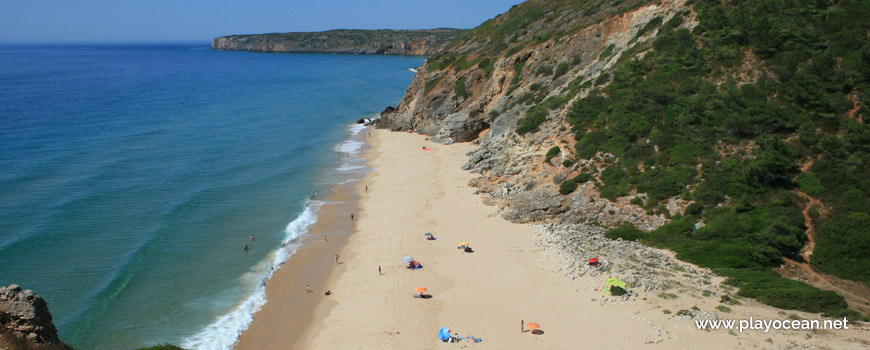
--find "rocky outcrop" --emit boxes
[376,0,694,227]
[212,29,468,56]
[0,285,72,350]
[533,224,717,293]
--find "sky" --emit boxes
[0,0,525,43]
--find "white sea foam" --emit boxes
[336,163,366,172]
[180,201,322,350]
[182,122,369,349]
[333,124,368,155]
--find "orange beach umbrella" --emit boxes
[416,287,428,293]
[526,322,540,330]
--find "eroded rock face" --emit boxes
[377,0,696,226]
[0,285,72,350]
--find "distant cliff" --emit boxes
[212,29,468,56]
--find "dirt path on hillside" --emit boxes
[773,157,870,313]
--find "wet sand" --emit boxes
[237,129,870,350]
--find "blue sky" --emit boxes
[0,0,525,43]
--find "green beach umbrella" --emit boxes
[424,233,433,237]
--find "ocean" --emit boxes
[0,43,423,349]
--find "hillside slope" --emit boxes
[212,29,468,55]
[375,0,870,318]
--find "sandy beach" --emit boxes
[237,129,870,350]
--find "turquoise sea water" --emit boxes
[0,43,423,349]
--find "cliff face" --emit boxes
[0,285,72,350]
[376,0,870,316]
[212,29,468,56]
[376,0,692,228]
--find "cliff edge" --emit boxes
[0,285,72,350]
[212,29,468,56]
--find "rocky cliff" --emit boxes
[376,0,691,229]
[0,285,72,350]
[212,29,468,56]
[376,0,870,317]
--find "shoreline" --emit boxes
[236,129,870,350]
[232,130,371,350]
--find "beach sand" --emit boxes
[237,129,870,349]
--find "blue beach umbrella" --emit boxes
[439,327,451,341]
[402,256,414,263]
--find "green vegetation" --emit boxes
[716,305,732,313]
[477,57,495,77]
[559,172,595,195]
[605,222,644,241]
[453,76,469,99]
[535,64,554,76]
[721,294,741,305]
[554,62,571,78]
[559,179,579,195]
[545,146,561,162]
[635,16,663,39]
[516,105,549,135]
[423,0,868,317]
[561,0,870,316]
[658,292,678,299]
[598,44,616,61]
[424,75,443,95]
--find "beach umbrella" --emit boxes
[416,287,428,293]
[439,327,451,341]
[459,242,469,247]
[402,256,414,263]
[526,322,540,330]
[424,232,433,237]
[605,278,626,290]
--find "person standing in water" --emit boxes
[243,244,249,251]
[249,234,254,241]
[334,254,339,265]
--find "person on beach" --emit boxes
[306,285,311,293]
[521,320,524,333]
[324,234,328,242]
[378,265,382,275]
[334,254,339,265]
[365,185,368,192]
[324,290,332,296]
[350,213,354,221]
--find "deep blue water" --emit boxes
[0,43,423,349]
